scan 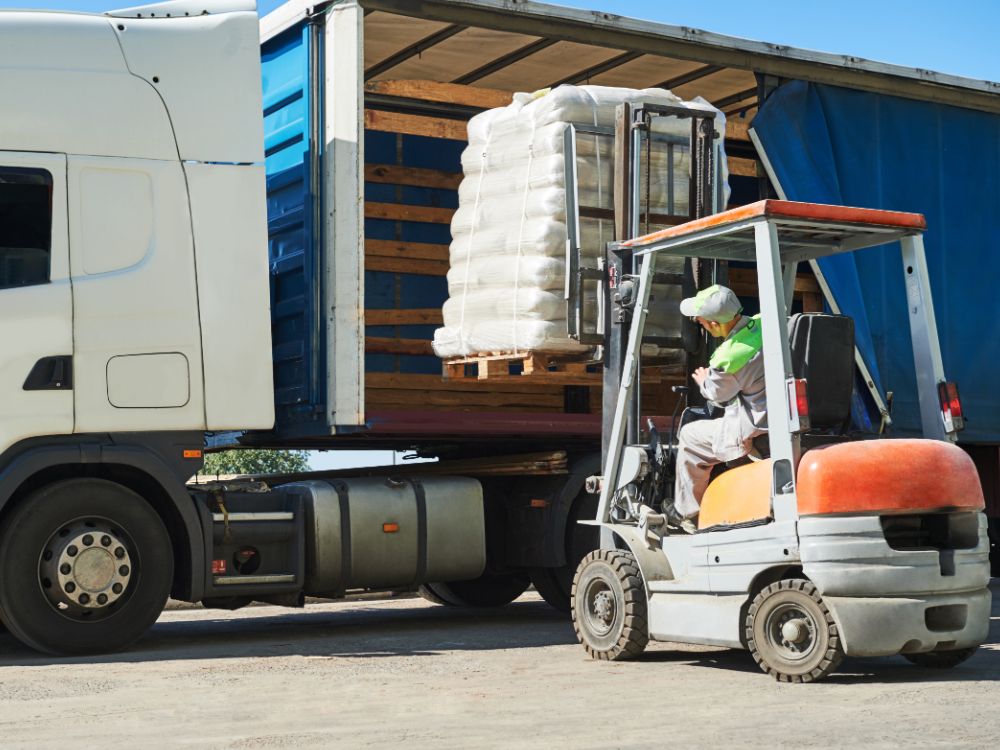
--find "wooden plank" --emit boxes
[364,164,463,190]
[367,389,563,409]
[365,337,436,356]
[728,267,821,296]
[365,255,449,276]
[365,79,513,110]
[802,292,824,313]
[365,239,450,262]
[728,156,759,178]
[364,109,468,141]
[365,308,444,326]
[726,117,751,143]
[365,201,455,224]
[366,373,566,394]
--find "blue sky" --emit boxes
[8,0,999,82]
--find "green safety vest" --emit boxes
[709,314,763,374]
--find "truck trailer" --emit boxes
[0,0,996,655]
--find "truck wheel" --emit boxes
[530,493,599,613]
[747,579,844,683]
[423,572,530,608]
[0,478,173,655]
[903,646,978,668]
[571,550,648,661]
[417,584,455,606]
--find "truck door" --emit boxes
[0,152,73,455]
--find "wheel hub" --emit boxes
[593,591,615,624]
[767,604,817,661]
[40,522,133,616]
[583,579,618,637]
[781,618,809,644]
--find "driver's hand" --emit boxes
[692,367,709,387]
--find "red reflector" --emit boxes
[938,381,965,433]
[211,559,227,575]
[786,378,810,433]
[383,522,399,533]
[529,499,549,509]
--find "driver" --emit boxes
[668,284,767,531]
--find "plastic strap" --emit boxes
[456,126,494,353]
[511,118,537,354]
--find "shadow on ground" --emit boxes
[0,598,576,667]
[3,587,998,686]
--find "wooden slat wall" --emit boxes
[360,80,787,416]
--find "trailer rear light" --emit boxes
[938,381,965,433]
[787,378,810,433]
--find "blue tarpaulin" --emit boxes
[752,81,1000,442]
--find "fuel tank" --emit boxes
[285,476,486,596]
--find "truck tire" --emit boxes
[417,584,455,606]
[0,478,174,655]
[571,550,648,660]
[529,493,599,613]
[746,579,844,683]
[903,646,978,668]
[422,572,530,608]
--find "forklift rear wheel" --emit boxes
[747,579,843,683]
[421,573,531,608]
[571,550,648,661]
[0,478,173,655]
[903,646,978,669]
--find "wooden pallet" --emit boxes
[444,351,600,385]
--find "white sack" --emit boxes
[433,84,729,359]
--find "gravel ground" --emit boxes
[1,584,998,749]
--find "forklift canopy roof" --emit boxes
[620,200,926,263]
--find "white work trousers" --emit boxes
[674,418,746,519]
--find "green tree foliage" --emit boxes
[199,449,311,476]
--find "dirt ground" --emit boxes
[1,584,999,749]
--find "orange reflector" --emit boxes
[529,499,549,509]
[183,449,203,459]
[383,522,399,533]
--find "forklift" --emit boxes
[570,108,991,682]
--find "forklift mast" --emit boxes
[598,103,721,458]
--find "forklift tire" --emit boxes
[746,579,844,683]
[571,550,648,661]
[903,646,978,669]
[0,478,173,656]
[422,573,531,608]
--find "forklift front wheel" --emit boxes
[747,579,844,683]
[571,550,648,661]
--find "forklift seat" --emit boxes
[789,313,855,431]
[737,313,855,462]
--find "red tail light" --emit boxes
[938,381,965,433]
[787,378,810,433]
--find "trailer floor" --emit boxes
[1,585,999,749]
